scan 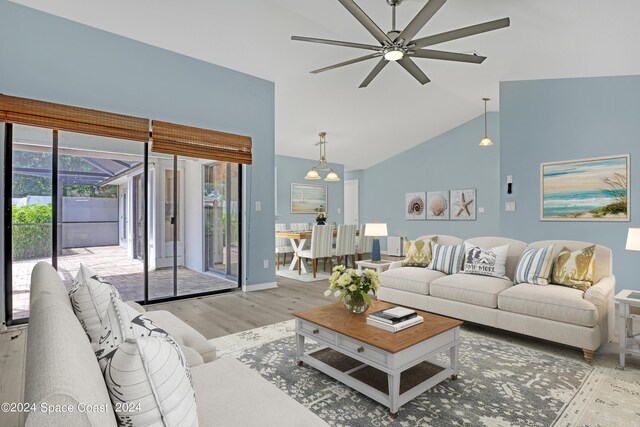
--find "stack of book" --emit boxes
[367,306,423,332]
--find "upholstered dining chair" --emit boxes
[297,225,333,278]
[356,224,374,261]
[333,224,357,268]
[290,222,311,249]
[275,223,293,270]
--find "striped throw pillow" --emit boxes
[514,245,555,285]
[428,243,465,275]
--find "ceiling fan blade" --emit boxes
[292,36,380,51]
[411,17,511,49]
[310,53,381,74]
[338,0,392,45]
[397,57,430,85]
[397,0,447,45]
[409,49,486,64]
[359,59,388,88]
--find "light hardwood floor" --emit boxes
[147,276,332,339]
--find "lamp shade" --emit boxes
[324,170,341,182]
[626,228,640,251]
[304,168,321,180]
[365,223,388,237]
[479,137,493,146]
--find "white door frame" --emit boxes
[344,179,359,226]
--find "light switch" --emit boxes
[337,208,341,214]
[255,201,262,211]
[505,202,516,212]
[478,207,485,214]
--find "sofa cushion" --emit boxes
[145,310,217,362]
[191,357,327,427]
[379,267,446,295]
[430,274,513,308]
[428,243,465,275]
[551,245,596,291]
[462,243,510,279]
[68,264,121,343]
[515,245,555,285]
[498,284,598,327]
[103,336,198,427]
[402,237,437,267]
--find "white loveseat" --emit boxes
[377,235,615,362]
[24,262,327,427]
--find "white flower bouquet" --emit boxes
[324,265,380,312]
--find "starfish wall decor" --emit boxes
[451,189,476,221]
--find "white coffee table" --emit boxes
[356,259,393,273]
[293,301,462,416]
[615,289,640,369]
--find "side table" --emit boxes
[615,289,640,369]
[356,259,393,274]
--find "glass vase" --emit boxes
[344,298,369,314]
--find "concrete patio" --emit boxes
[11,245,237,319]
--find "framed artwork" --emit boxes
[540,154,630,221]
[291,183,327,214]
[426,191,450,220]
[450,189,476,221]
[406,192,426,220]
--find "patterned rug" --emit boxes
[276,268,331,282]
[212,321,593,426]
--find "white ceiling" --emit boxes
[10,0,640,170]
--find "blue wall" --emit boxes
[275,155,344,225]
[358,114,501,248]
[500,75,640,291]
[0,0,276,288]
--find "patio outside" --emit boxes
[12,245,236,319]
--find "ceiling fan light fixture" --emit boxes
[304,168,321,180]
[384,49,404,61]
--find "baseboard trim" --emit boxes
[243,281,278,292]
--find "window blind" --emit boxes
[151,120,252,164]
[0,94,149,142]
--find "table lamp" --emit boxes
[626,227,640,251]
[365,223,388,262]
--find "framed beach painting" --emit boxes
[291,183,327,214]
[406,192,426,220]
[540,154,629,221]
[426,191,450,220]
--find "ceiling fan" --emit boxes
[291,0,510,87]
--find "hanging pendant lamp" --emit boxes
[479,97,493,147]
[304,132,341,182]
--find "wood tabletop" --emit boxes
[276,229,359,239]
[293,300,462,354]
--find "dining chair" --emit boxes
[275,223,293,270]
[333,224,357,268]
[297,225,333,278]
[356,224,373,261]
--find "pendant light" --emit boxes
[479,97,493,147]
[304,132,341,182]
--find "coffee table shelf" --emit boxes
[294,302,462,415]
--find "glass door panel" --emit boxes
[10,125,53,320]
[57,131,145,302]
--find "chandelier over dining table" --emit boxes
[304,131,341,182]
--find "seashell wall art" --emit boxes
[426,191,450,220]
[405,192,426,220]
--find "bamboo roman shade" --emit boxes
[151,120,253,164]
[0,94,149,142]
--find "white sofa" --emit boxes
[24,262,327,427]
[377,235,616,362]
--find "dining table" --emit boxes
[275,228,359,274]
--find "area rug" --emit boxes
[212,321,591,426]
[276,268,331,283]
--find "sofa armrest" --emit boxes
[585,275,616,344]
[125,300,146,313]
[388,261,404,270]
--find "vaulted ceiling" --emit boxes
[11,0,640,169]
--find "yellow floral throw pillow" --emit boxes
[403,237,438,268]
[551,245,596,291]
